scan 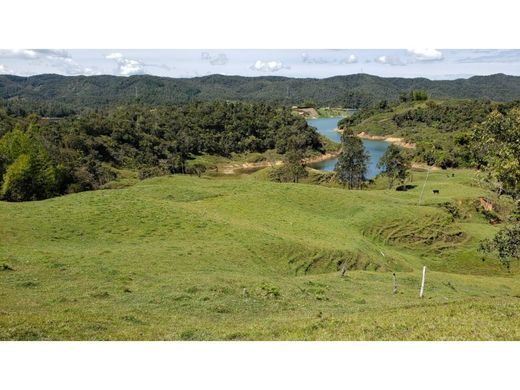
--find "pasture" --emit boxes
[1,168,519,340]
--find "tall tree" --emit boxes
[377,144,411,189]
[283,148,307,183]
[475,108,520,268]
[270,135,308,183]
[480,223,520,270]
[0,127,58,201]
[335,129,369,189]
[472,108,520,198]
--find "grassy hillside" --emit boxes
[2,73,520,115]
[1,168,519,340]
[340,99,519,168]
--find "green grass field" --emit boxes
[1,168,519,340]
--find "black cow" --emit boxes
[432,189,440,195]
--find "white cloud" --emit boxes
[105,52,145,76]
[0,49,70,61]
[54,57,98,76]
[407,49,443,62]
[106,52,123,60]
[0,64,13,74]
[146,63,174,72]
[302,52,358,65]
[0,49,97,76]
[302,53,329,64]
[0,49,40,59]
[340,54,358,64]
[201,52,228,66]
[458,50,520,63]
[250,60,288,72]
[210,54,228,66]
[375,55,404,66]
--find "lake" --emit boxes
[307,117,389,179]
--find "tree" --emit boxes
[480,224,520,270]
[377,144,411,189]
[472,108,520,199]
[283,148,307,183]
[1,153,56,201]
[399,90,429,103]
[411,90,429,101]
[474,108,520,269]
[0,128,33,168]
[0,128,58,201]
[270,138,307,183]
[335,129,369,189]
[302,100,316,108]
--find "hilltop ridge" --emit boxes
[2,73,520,114]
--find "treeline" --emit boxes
[0,101,322,201]
[392,100,495,131]
[3,73,520,116]
[391,99,498,168]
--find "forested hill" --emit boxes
[2,73,520,115]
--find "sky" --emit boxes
[1,49,520,80]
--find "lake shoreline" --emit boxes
[334,128,416,149]
[304,151,341,164]
[218,151,340,174]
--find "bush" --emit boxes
[269,162,307,183]
[138,166,168,180]
[186,163,207,177]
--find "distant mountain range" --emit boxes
[1,73,520,111]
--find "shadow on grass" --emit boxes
[396,184,417,192]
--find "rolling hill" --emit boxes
[1,168,519,340]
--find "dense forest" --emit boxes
[2,72,520,203]
[0,101,322,201]
[2,73,520,116]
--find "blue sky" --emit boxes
[1,49,520,79]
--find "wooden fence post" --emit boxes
[392,272,397,295]
[419,266,426,298]
[340,262,347,277]
[418,168,431,206]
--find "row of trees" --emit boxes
[334,129,411,190]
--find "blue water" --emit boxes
[307,117,389,179]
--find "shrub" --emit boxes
[138,166,168,180]
[186,163,207,177]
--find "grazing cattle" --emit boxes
[432,189,440,195]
